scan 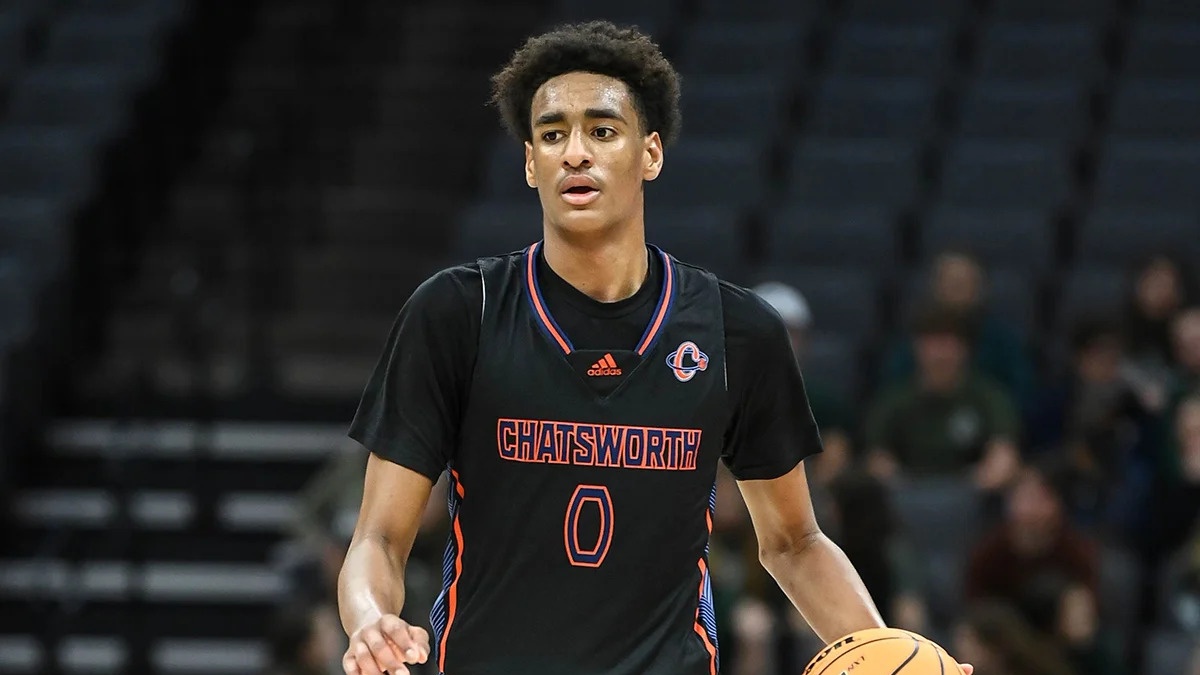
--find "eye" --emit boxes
[593,127,616,139]
[541,130,564,143]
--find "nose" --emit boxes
[561,129,592,169]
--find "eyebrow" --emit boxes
[533,107,627,126]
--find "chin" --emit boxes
[547,209,617,238]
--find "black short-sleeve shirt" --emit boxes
[348,245,823,675]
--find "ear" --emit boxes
[524,141,537,188]
[642,131,663,182]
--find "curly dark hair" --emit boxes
[489,21,682,146]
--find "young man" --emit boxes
[338,21,969,675]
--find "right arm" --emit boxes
[338,455,435,674]
[338,265,482,674]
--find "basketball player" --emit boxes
[338,21,972,675]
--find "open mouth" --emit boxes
[561,184,600,205]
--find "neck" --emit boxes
[921,369,964,393]
[542,222,648,303]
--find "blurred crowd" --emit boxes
[256,249,1200,675]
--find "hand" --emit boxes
[343,614,430,675]
[973,439,1020,491]
[865,448,900,482]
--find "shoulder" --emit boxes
[965,373,1014,403]
[404,261,483,318]
[870,381,915,407]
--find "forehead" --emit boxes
[531,72,635,117]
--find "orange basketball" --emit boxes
[802,628,965,675]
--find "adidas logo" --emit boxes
[587,353,622,377]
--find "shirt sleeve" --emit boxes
[982,379,1021,440]
[347,264,482,482]
[720,283,824,481]
[863,388,902,451]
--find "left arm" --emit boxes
[736,462,884,644]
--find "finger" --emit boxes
[379,616,422,663]
[406,625,431,662]
[380,615,415,652]
[353,641,385,675]
[342,651,361,675]
[959,663,974,675]
[363,628,405,672]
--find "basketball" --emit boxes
[803,628,964,675]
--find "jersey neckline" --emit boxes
[523,240,677,357]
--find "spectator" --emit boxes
[753,281,853,485]
[1155,309,1200,483]
[952,600,1077,675]
[965,462,1118,675]
[263,602,343,675]
[1143,395,1200,571]
[1025,318,1156,534]
[882,251,1035,404]
[864,305,1021,492]
[1125,256,1191,378]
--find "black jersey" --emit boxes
[349,243,823,675]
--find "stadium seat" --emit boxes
[680,76,789,142]
[0,128,98,206]
[991,0,1115,23]
[678,23,804,79]
[1054,266,1128,332]
[957,80,1088,141]
[786,139,922,208]
[44,8,166,82]
[923,548,968,627]
[1140,0,1200,21]
[644,139,767,209]
[843,0,965,25]
[765,206,900,273]
[0,9,27,89]
[1110,80,1200,139]
[556,0,678,28]
[801,333,862,403]
[0,256,34,349]
[920,207,1054,273]
[1093,140,1200,208]
[645,205,745,279]
[452,200,542,259]
[826,23,952,80]
[695,0,817,24]
[1098,546,1141,661]
[748,264,880,339]
[1142,629,1198,675]
[0,197,69,280]
[1125,23,1200,78]
[891,477,984,552]
[805,76,937,139]
[976,22,1102,81]
[1077,208,1200,267]
[938,140,1073,209]
[6,65,137,140]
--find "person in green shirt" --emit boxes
[882,251,1036,406]
[865,305,1022,492]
